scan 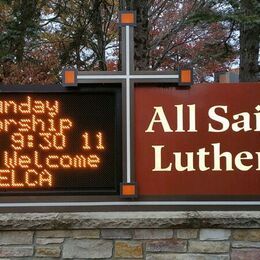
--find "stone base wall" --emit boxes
[1,211,260,259]
[1,228,260,259]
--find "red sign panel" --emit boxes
[135,83,260,196]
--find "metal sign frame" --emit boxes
[1,11,259,211]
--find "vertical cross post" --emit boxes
[119,12,136,196]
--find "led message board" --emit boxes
[0,86,121,195]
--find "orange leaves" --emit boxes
[1,45,60,85]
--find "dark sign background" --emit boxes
[135,83,260,197]
[0,87,121,195]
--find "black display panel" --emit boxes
[0,86,121,195]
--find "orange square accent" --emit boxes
[181,69,192,83]
[122,184,136,196]
[65,70,75,84]
[121,12,135,24]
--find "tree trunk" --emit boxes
[13,0,39,63]
[92,0,107,71]
[133,0,150,70]
[239,0,260,82]
[125,0,150,70]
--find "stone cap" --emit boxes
[1,211,260,230]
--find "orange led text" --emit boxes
[0,96,106,189]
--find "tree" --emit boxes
[0,0,43,62]
[53,0,118,70]
[0,0,119,83]
[0,0,60,84]
[188,0,260,82]
[124,0,150,70]
[1,0,247,84]
[124,0,236,82]
[239,0,260,82]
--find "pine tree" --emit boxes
[189,0,260,81]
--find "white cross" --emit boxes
[63,11,192,193]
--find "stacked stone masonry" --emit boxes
[0,228,260,259]
[0,212,260,259]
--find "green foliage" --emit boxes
[0,1,42,62]
[189,0,260,26]
[188,0,260,81]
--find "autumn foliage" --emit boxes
[0,0,244,84]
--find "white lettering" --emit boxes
[208,106,229,132]
[145,107,173,133]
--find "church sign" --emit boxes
[135,84,260,199]
[0,11,259,209]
